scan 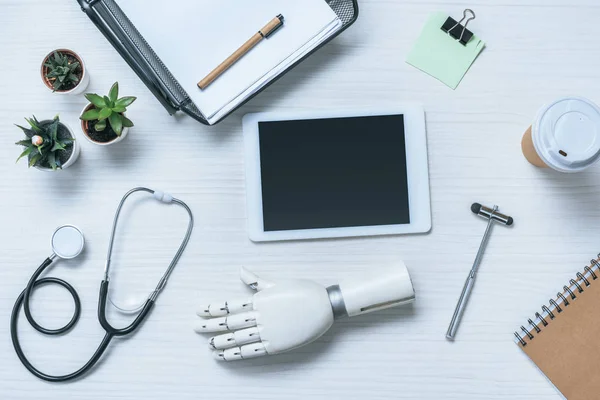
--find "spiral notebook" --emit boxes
[514,255,600,400]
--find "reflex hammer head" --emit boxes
[471,203,513,226]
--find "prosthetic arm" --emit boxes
[194,262,416,361]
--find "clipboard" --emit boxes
[76,0,358,126]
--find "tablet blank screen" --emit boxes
[258,115,410,232]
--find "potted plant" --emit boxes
[80,82,136,145]
[15,116,80,171]
[41,49,89,95]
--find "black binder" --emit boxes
[76,0,359,125]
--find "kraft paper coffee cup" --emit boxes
[521,97,600,173]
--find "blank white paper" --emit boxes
[116,0,341,122]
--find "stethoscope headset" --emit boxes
[10,187,194,382]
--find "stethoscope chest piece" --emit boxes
[51,225,85,260]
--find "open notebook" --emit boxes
[514,255,600,400]
[117,0,342,124]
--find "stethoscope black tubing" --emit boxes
[98,280,155,336]
[10,187,189,382]
[10,258,153,382]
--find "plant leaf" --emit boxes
[26,117,42,133]
[80,108,100,121]
[85,94,106,108]
[28,152,41,168]
[95,119,107,131]
[51,142,65,151]
[98,107,113,120]
[103,96,112,107]
[112,106,126,113]
[121,115,134,128]
[15,139,31,147]
[109,82,119,102]
[47,152,58,171]
[16,146,33,163]
[115,96,137,107]
[49,119,59,142]
[15,124,35,138]
[109,112,123,136]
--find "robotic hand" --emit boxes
[194,262,416,361]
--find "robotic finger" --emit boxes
[209,327,261,350]
[197,298,253,318]
[194,311,258,333]
[240,266,274,291]
[213,342,268,361]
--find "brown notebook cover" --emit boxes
[515,259,600,400]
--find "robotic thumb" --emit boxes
[240,267,275,291]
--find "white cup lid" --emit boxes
[532,97,600,172]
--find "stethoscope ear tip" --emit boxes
[51,225,85,260]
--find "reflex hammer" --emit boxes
[446,203,513,340]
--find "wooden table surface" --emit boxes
[2,0,600,398]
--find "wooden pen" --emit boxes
[197,14,285,90]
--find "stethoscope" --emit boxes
[10,187,194,382]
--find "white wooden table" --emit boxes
[2,0,600,398]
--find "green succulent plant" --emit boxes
[44,51,81,92]
[80,82,136,136]
[15,116,74,170]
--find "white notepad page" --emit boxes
[210,19,341,124]
[116,0,342,123]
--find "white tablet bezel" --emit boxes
[242,106,431,242]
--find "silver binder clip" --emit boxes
[441,9,476,45]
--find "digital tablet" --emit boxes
[242,107,431,242]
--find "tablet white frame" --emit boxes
[242,106,431,242]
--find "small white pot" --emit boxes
[33,122,81,172]
[41,49,90,95]
[80,103,130,146]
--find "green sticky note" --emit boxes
[406,12,485,89]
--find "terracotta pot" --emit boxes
[41,49,90,95]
